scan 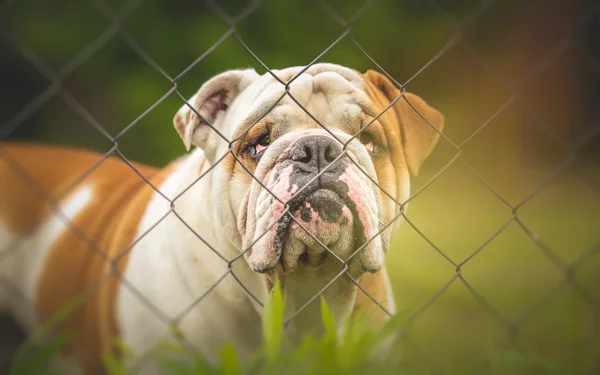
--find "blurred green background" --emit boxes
[2,0,599,373]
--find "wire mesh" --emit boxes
[1,0,599,374]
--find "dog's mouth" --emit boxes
[242,161,383,279]
[298,250,328,268]
[287,188,347,271]
[274,186,344,242]
[272,185,365,274]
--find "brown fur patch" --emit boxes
[352,267,393,329]
[0,142,182,374]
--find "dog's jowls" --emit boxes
[0,63,444,374]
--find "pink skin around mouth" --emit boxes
[264,163,375,252]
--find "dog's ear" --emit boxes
[362,70,444,176]
[174,69,259,152]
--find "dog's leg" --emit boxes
[352,266,398,362]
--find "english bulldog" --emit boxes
[0,63,444,374]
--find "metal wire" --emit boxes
[1,0,599,374]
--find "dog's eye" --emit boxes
[249,133,271,157]
[358,133,379,155]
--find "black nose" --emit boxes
[291,135,343,170]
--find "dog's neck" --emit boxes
[164,148,268,309]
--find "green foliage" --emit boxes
[9,333,72,375]
[262,276,285,362]
[2,0,527,166]
[9,292,87,375]
[102,353,130,375]
[10,283,600,375]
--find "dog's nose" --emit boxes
[291,135,343,170]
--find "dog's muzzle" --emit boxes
[241,134,383,278]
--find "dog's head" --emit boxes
[174,63,444,291]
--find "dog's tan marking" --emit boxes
[348,71,443,328]
[361,70,444,178]
[352,268,393,329]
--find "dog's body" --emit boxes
[0,63,443,374]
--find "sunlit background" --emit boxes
[1,0,599,373]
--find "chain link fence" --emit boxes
[1,0,599,374]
